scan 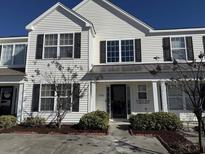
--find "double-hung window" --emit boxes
[43,33,74,59]
[57,84,71,110]
[138,85,147,100]
[0,44,27,66]
[106,39,135,63]
[171,37,187,60]
[40,84,78,112]
[44,34,58,58]
[60,34,74,58]
[40,84,55,111]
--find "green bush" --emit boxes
[21,116,46,128]
[78,110,109,130]
[129,112,182,131]
[0,115,17,129]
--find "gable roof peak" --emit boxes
[26,2,96,35]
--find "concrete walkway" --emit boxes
[0,122,169,154]
[108,121,169,154]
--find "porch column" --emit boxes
[152,81,159,112]
[89,82,96,112]
[160,81,168,112]
[17,83,24,122]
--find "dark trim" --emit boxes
[135,39,141,62]
[100,41,106,63]
[35,34,44,59]
[32,84,40,112]
[186,36,194,60]
[74,33,81,58]
[163,37,172,61]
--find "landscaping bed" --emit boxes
[130,129,199,154]
[0,125,108,135]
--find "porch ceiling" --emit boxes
[0,68,25,76]
[82,63,204,81]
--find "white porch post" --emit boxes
[161,81,168,112]
[17,83,24,122]
[152,81,159,112]
[89,82,96,112]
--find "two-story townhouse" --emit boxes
[1,0,205,122]
[0,36,27,121]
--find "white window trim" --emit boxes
[42,33,75,60]
[39,84,74,112]
[170,36,188,61]
[105,38,136,63]
[0,43,27,67]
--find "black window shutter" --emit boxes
[135,39,141,62]
[163,37,172,61]
[32,84,40,112]
[203,36,205,54]
[100,41,106,63]
[0,45,2,59]
[106,87,110,114]
[186,37,194,61]
[74,33,81,58]
[36,35,44,59]
[72,83,80,112]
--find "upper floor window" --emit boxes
[0,44,27,66]
[171,37,187,60]
[43,33,74,59]
[106,39,135,63]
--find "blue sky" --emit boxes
[0,0,204,37]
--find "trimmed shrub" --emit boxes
[129,112,182,131]
[129,114,155,130]
[78,110,109,130]
[152,112,183,131]
[21,116,46,128]
[0,115,17,129]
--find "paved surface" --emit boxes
[0,122,168,154]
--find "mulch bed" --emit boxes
[0,125,108,136]
[130,129,199,154]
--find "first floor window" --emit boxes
[40,84,55,111]
[167,85,183,110]
[138,85,147,100]
[171,37,187,60]
[39,84,79,112]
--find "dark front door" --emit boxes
[111,85,127,118]
[0,87,13,115]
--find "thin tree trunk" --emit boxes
[197,115,204,153]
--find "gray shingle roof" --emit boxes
[0,68,25,76]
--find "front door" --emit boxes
[0,87,13,115]
[111,85,127,118]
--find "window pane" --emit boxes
[41,85,55,97]
[168,85,183,110]
[172,49,186,60]
[13,44,27,65]
[44,47,57,58]
[171,37,185,48]
[1,45,13,65]
[41,98,54,111]
[45,34,58,46]
[60,47,73,58]
[60,34,73,45]
[107,41,119,62]
[138,92,147,99]
[57,84,71,96]
[58,98,71,110]
[121,40,134,62]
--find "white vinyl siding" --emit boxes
[24,8,89,123]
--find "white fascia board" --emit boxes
[0,36,28,41]
[26,2,96,35]
[150,28,205,33]
[73,0,153,31]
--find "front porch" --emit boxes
[89,80,198,121]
